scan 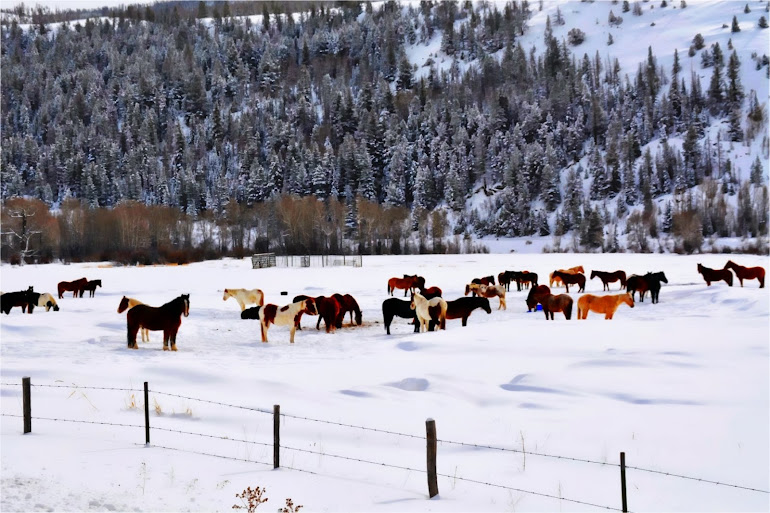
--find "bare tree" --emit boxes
[1,202,44,265]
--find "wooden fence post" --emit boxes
[273,405,280,469]
[426,418,438,498]
[22,377,31,434]
[620,451,628,513]
[144,382,150,445]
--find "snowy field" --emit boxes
[1,252,768,512]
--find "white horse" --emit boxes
[37,292,59,312]
[117,296,150,342]
[410,292,448,333]
[259,298,317,343]
[224,288,265,311]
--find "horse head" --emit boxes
[181,294,190,317]
[624,293,635,308]
[480,297,492,314]
[222,289,231,301]
[117,296,130,313]
[303,297,317,315]
[590,270,597,280]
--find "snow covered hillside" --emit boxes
[1,253,768,511]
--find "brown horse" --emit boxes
[549,266,584,287]
[526,286,572,320]
[526,285,550,312]
[1,287,36,314]
[58,278,87,299]
[724,260,765,288]
[81,279,102,297]
[127,294,190,350]
[315,295,342,333]
[497,271,516,292]
[627,272,667,303]
[513,271,538,291]
[697,264,733,287]
[577,293,634,320]
[550,270,585,293]
[333,293,363,328]
[590,270,627,291]
[418,286,443,300]
[442,297,492,327]
[387,275,424,297]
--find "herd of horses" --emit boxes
[1,259,764,348]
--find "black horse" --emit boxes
[627,272,668,303]
[241,306,262,320]
[1,287,36,314]
[512,271,538,292]
[81,279,102,298]
[436,296,491,328]
[382,298,418,335]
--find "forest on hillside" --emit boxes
[1,0,768,263]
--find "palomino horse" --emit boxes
[127,294,190,350]
[466,283,506,310]
[441,296,491,327]
[1,287,36,314]
[37,292,59,312]
[259,298,317,343]
[387,275,425,297]
[118,296,151,342]
[382,298,419,334]
[526,285,573,320]
[410,292,447,332]
[81,279,102,297]
[513,271,538,291]
[58,278,87,299]
[334,293,363,327]
[577,293,634,320]
[697,264,733,287]
[224,288,265,311]
[550,270,586,293]
[549,266,584,287]
[724,260,765,288]
[590,270,627,291]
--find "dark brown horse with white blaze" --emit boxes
[590,270,627,291]
[127,294,190,350]
[724,260,765,288]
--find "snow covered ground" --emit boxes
[1,253,768,512]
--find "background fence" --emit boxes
[2,377,768,512]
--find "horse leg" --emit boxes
[141,328,149,342]
[290,326,296,343]
[462,316,468,327]
[260,321,268,343]
[316,315,322,330]
[238,299,246,311]
[162,330,169,351]
[384,312,393,335]
[127,323,140,349]
[170,330,177,351]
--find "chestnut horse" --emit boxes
[316,295,342,333]
[81,279,102,297]
[410,292,447,332]
[418,286,443,300]
[724,260,765,288]
[550,270,585,293]
[127,294,190,350]
[58,278,87,299]
[590,270,627,291]
[697,264,733,287]
[382,298,419,334]
[224,288,265,311]
[526,286,573,320]
[577,293,634,320]
[259,298,317,343]
[549,266,584,287]
[387,275,424,297]
[334,293,363,327]
[118,296,151,342]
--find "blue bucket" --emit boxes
[536,304,543,311]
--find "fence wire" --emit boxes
[4,381,768,496]
[1,413,142,429]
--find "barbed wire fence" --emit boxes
[2,377,768,511]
